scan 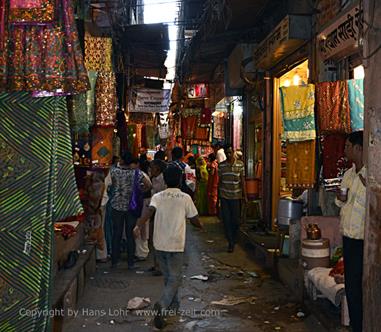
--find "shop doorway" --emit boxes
[272,60,309,227]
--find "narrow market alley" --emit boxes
[63,217,327,332]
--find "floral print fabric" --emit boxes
[279,84,316,142]
[95,72,117,126]
[286,140,316,188]
[84,33,113,72]
[0,0,89,93]
[91,127,114,167]
[9,0,55,24]
[316,81,351,133]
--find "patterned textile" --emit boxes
[84,33,113,72]
[68,93,90,134]
[347,79,364,131]
[0,92,83,332]
[0,0,89,93]
[199,108,212,126]
[279,84,316,142]
[9,0,55,24]
[194,126,209,141]
[144,125,156,148]
[286,140,316,188]
[321,134,351,179]
[91,126,114,167]
[207,160,219,215]
[316,81,351,133]
[181,115,198,139]
[95,72,117,126]
[213,114,225,140]
[86,70,97,127]
[110,166,144,212]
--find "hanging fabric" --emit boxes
[199,108,212,127]
[0,92,83,332]
[95,72,117,126]
[347,79,364,131]
[213,114,225,140]
[286,140,316,188]
[279,84,316,142]
[67,93,90,134]
[84,32,113,72]
[0,0,89,94]
[316,81,351,133]
[91,126,114,167]
[321,134,351,180]
[9,0,56,25]
[86,70,98,127]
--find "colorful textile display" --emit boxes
[68,93,91,134]
[213,114,225,140]
[72,133,92,166]
[91,126,114,167]
[9,0,56,24]
[181,115,198,139]
[194,126,210,141]
[0,0,89,93]
[207,159,219,215]
[95,72,117,126]
[321,134,351,179]
[86,70,98,126]
[347,79,364,131]
[84,33,113,72]
[144,125,156,148]
[0,92,83,332]
[279,84,316,141]
[195,157,209,215]
[316,81,351,133]
[286,140,316,188]
[199,108,212,126]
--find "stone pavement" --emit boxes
[63,217,328,332]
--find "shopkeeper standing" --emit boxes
[335,131,366,332]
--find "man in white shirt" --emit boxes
[215,142,226,163]
[134,166,203,329]
[335,131,366,332]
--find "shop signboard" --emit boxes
[317,4,363,60]
[131,88,171,113]
[186,83,209,99]
[253,15,311,69]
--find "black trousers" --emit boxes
[111,209,137,266]
[220,198,241,246]
[343,236,364,332]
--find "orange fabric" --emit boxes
[316,81,351,133]
[91,127,114,167]
[207,160,219,215]
[286,140,316,188]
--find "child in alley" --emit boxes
[133,166,203,329]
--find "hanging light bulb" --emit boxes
[283,79,291,87]
[293,74,301,86]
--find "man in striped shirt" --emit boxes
[218,145,247,252]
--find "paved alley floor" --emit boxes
[63,217,328,332]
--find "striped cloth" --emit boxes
[0,92,83,332]
[218,160,245,200]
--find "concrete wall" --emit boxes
[363,0,381,330]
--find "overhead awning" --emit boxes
[253,15,312,70]
[118,23,169,78]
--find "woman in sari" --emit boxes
[207,153,219,215]
[195,156,209,216]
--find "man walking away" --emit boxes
[134,166,203,329]
[335,131,366,332]
[218,145,247,253]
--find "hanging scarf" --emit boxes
[316,81,351,133]
[279,84,316,142]
[286,140,316,188]
[347,79,364,131]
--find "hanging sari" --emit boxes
[286,140,316,188]
[9,0,56,25]
[279,84,316,142]
[316,81,351,133]
[95,72,117,127]
[207,159,219,215]
[0,0,89,94]
[347,79,364,131]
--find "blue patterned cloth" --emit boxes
[348,79,364,131]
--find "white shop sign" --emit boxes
[131,89,171,113]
